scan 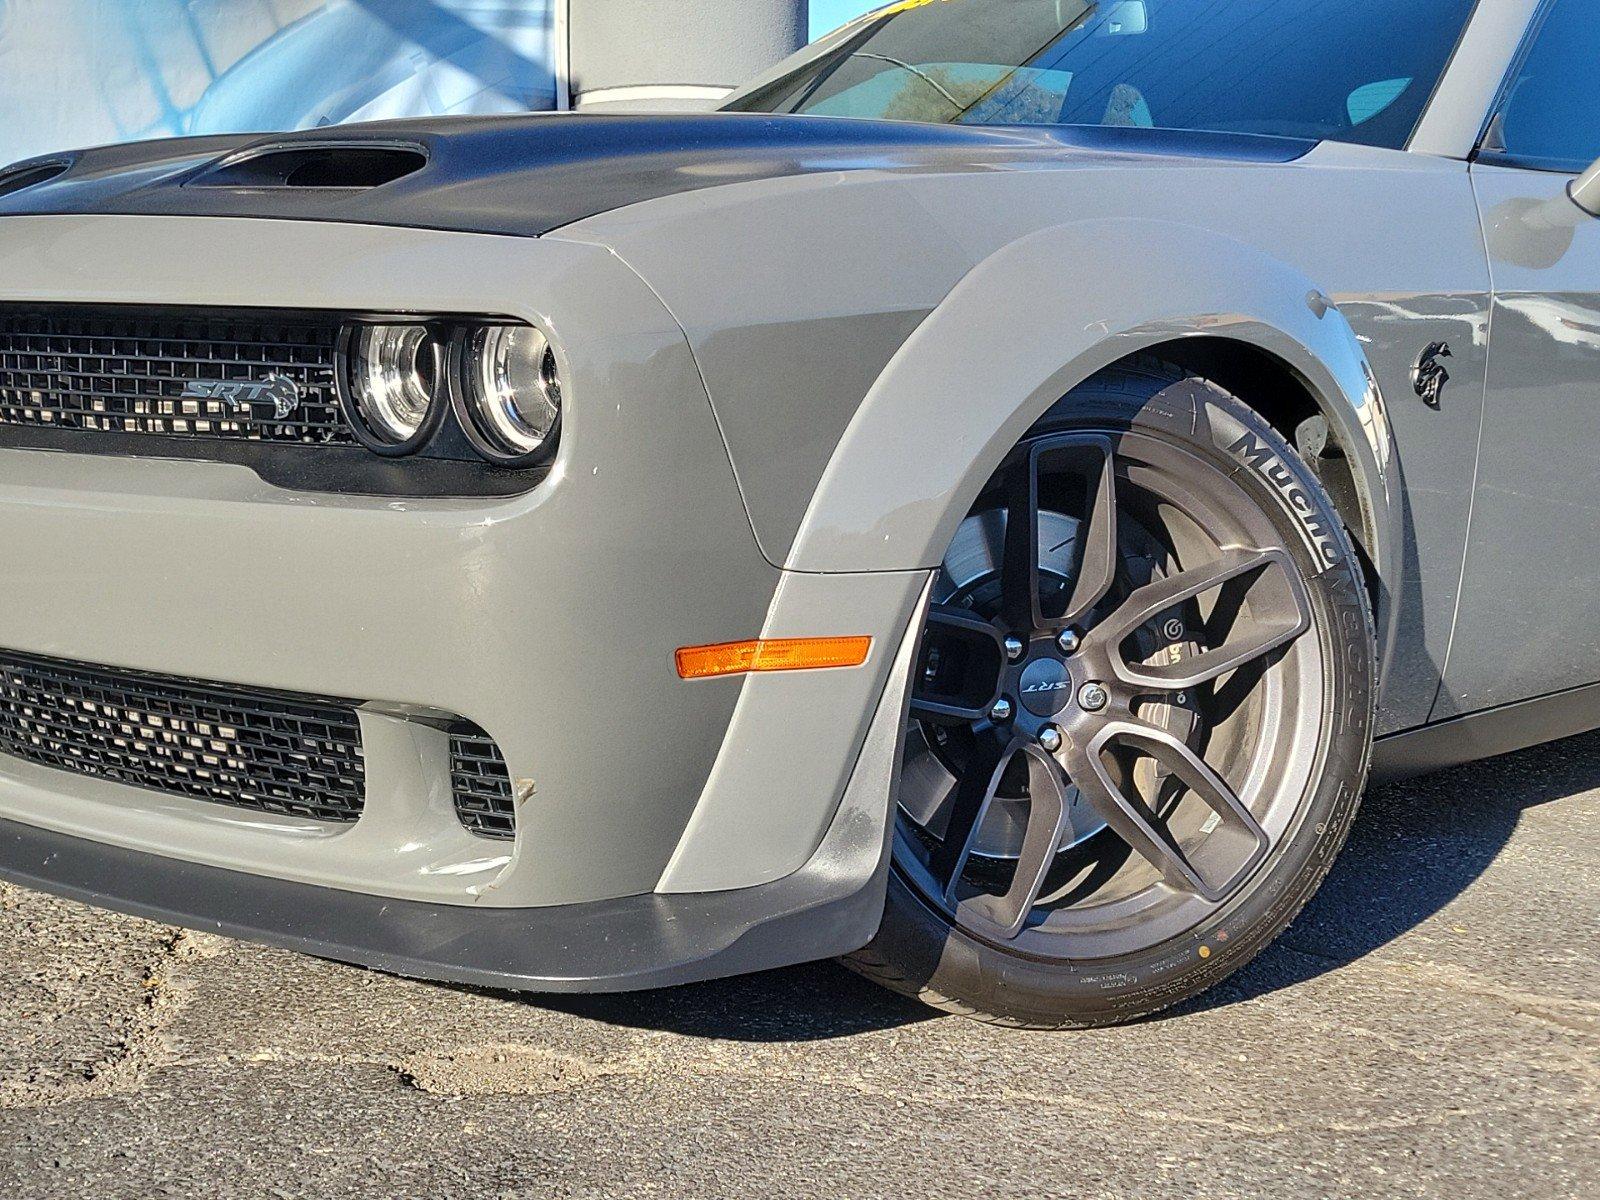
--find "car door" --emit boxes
[1437,0,1600,717]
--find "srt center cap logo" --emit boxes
[1019,658,1074,717]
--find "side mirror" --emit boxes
[1569,157,1600,217]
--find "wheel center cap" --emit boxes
[1018,657,1074,717]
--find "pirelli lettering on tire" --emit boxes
[1227,430,1343,572]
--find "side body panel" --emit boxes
[564,143,1493,733]
[1439,163,1600,714]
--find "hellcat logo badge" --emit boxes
[181,374,303,420]
[1412,342,1452,409]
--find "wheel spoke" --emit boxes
[955,745,1074,938]
[929,735,1019,902]
[1000,436,1118,634]
[1059,438,1119,628]
[1094,546,1311,691]
[1060,740,1207,897]
[910,604,1006,725]
[999,453,1042,633]
[1065,721,1270,903]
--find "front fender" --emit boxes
[787,219,1398,593]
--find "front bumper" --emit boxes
[0,214,930,979]
[0,552,920,992]
[0,570,922,991]
[0,633,909,991]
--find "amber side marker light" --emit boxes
[675,636,873,681]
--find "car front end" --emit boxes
[0,161,930,989]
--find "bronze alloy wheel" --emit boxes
[851,361,1376,1028]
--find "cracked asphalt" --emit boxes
[3,733,1597,1200]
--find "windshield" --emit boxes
[726,0,1479,150]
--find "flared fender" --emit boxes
[787,219,1399,598]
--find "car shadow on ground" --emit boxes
[1176,727,1600,1018]
[513,730,1600,1041]
[530,958,937,1042]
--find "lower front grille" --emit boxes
[0,652,365,824]
[449,725,517,840]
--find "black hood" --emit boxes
[0,113,1311,239]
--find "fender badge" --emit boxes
[1412,342,1452,409]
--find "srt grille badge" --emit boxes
[181,374,303,420]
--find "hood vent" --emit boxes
[0,159,71,201]
[190,143,427,191]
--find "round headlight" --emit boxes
[348,324,438,448]
[461,324,562,462]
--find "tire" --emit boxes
[848,359,1375,1029]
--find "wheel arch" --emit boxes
[786,217,1400,642]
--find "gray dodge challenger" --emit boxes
[0,0,1592,1027]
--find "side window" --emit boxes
[1492,0,1600,172]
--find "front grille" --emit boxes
[0,306,354,444]
[449,724,517,840]
[0,651,365,824]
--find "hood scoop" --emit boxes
[188,142,427,191]
[0,159,72,201]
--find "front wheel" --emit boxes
[850,362,1375,1028]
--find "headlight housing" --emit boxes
[455,323,563,465]
[338,318,562,468]
[344,323,442,453]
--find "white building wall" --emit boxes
[570,0,805,111]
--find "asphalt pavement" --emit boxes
[2,732,1597,1199]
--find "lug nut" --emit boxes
[1078,682,1109,712]
[1057,629,1081,655]
[1038,725,1063,753]
[1004,635,1026,662]
[990,698,1014,722]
